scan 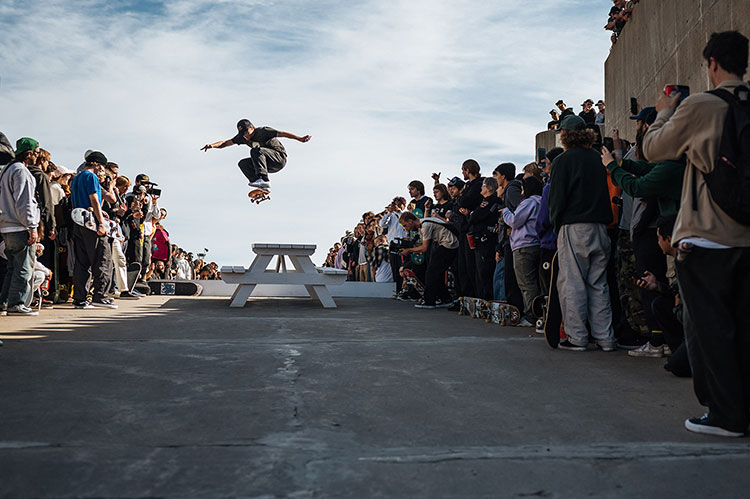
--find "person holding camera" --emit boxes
[642,31,750,437]
[201,119,311,191]
[380,197,407,291]
[398,212,458,309]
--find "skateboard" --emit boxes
[248,188,270,204]
[484,300,521,326]
[71,208,125,242]
[402,268,425,298]
[543,252,564,348]
[147,280,203,296]
[531,294,547,331]
[458,296,485,319]
[126,262,142,294]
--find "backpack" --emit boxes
[422,218,460,238]
[699,86,750,225]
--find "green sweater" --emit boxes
[607,158,685,217]
[549,148,613,233]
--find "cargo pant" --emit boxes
[556,223,615,348]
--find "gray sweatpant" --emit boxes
[556,223,615,347]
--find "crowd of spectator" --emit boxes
[0,140,219,323]
[606,0,640,45]
[324,30,750,438]
[548,99,605,130]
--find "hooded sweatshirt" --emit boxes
[0,161,40,233]
[502,195,542,251]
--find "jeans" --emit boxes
[493,258,506,301]
[513,246,541,321]
[0,231,35,308]
[72,225,113,303]
[424,245,457,305]
[238,147,286,182]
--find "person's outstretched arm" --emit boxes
[277,131,312,143]
[201,139,234,151]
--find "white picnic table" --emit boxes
[220,243,348,308]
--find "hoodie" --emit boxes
[502,195,542,251]
[0,161,40,233]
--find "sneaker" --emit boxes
[627,342,664,358]
[684,414,744,437]
[446,302,461,312]
[7,305,39,316]
[74,300,95,310]
[117,291,140,300]
[0,304,6,316]
[518,318,534,327]
[558,340,586,352]
[91,298,118,309]
[663,345,672,356]
[414,300,437,309]
[597,342,616,352]
[616,336,649,350]
[435,300,455,308]
[249,179,271,190]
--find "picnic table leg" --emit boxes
[230,284,256,308]
[305,284,337,309]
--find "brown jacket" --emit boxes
[643,80,750,247]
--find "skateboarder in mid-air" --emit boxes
[201,119,311,191]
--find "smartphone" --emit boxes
[630,97,638,116]
[537,148,546,165]
[664,84,690,106]
[603,137,614,152]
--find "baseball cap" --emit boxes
[447,176,465,189]
[136,173,158,186]
[596,99,605,105]
[559,115,586,130]
[86,151,108,165]
[14,137,39,156]
[630,106,657,125]
[53,164,74,177]
[555,99,565,106]
[133,185,148,194]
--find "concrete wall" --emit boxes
[605,0,750,142]
[535,130,561,156]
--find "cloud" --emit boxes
[0,0,614,264]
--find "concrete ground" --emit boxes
[1,296,749,498]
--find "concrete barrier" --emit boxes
[604,0,750,142]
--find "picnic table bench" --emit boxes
[220,243,348,308]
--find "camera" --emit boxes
[147,187,161,196]
[664,85,690,107]
[389,237,414,256]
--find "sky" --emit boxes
[0,0,614,266]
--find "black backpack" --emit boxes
[699,86,750,225]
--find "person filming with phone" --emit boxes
[642,30,750,438]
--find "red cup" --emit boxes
[466,234,476,250]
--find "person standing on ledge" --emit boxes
[201,119,311,191]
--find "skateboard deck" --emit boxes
[402,268,425,298]
[531,294,547,331]
[484,300,521,326]
[126,262,142,294]
[71,208,125,242]
[147,280,203,296]
[543,252,563,348]
[458,296,484,319]
[248,188,270,204]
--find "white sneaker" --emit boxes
[7,305,39,316]
[663,345,672,356]
[249,180,271,190]
[685,414,744,437]
[518,318,534,327]
[627,342,664,358]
